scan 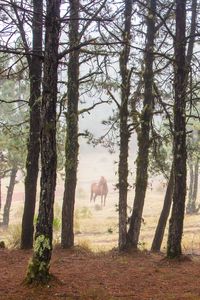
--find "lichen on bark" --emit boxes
[26,235,51,284]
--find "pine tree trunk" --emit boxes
[192,158,199,204]
[0,176,1,211]
[167,0,187,258]
[176,0,197,216]
[186,162,196,214]
[26,0,60,284]
[126,0,156,249]
[118,0,132,251]
[21,0,43,249]
[3,168,18,227]
[61,0,80,249]
[151,166,174,251]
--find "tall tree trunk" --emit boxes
[153,0,197,248]
[192,157,199,205]
[187,162,194,208]
[118,0,133,251]
[26,0,60,283]
[21,0,43,249]
[61,0,80,249]
[126,0,156,249]
[167,0,187,258]
[3,168,18,227]
[151,166,174,251]
[0,176,1,211]
[186,158,199,214]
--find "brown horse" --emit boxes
[90,176,108,206]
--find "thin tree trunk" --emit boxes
[3,168,18,227]
[167,0,187,258]
[26,0,60,283]
[186,161,196,214]
[126,0,156,249]
[0,176,1,211]
[152,0,196,251]
[21,0,43,249]
[192,158,199,203]
[61,0,80,249]
[151,166,174,251]
[118,0,133,251]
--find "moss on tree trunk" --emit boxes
[26,0,60,283]
[61,0,80,249]
[118,0,132,251]
[167,0,187,258]
[126,0,156,249]
[21,0,43,249]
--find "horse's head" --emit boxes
[99,176,106,186]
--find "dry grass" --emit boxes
[0,181,200,254]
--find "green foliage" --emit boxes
[149,127,172,178]
[26,256,50,284]
[34,235,51,257]
[34,203,62,233]
[53,217,61,231]
[0,76,29,178]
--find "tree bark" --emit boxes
[167,0,187,258]
[187,157,199,214]
[151,166,174,251]
[61,0,80,249]
[26,0,60,283]
[21,0,43,249]
[192,158,199,204]
[153,0,197,249]
[118,0,133,251]
[3,168,18,227]
[0,176,1,211]
[126,0,156,249]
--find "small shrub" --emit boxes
[138,241,147,251]
[107,227,113,234]
[53,217,61,231]
[0,241,5,248]
[7,224,21,248]
[77,207,92,219]
[74,210,81,234]
[77,239,92,252]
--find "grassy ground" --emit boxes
[1,181,200,254]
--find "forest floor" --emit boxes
[1,180,200,299]
[1,247,200,300]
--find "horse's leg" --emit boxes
[90,191,93,202]
[104,194,107,206]
[94,193,97,203]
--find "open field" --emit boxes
[1,175,200,253]
[1,176,200,299]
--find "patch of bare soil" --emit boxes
[1,247,200,300]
